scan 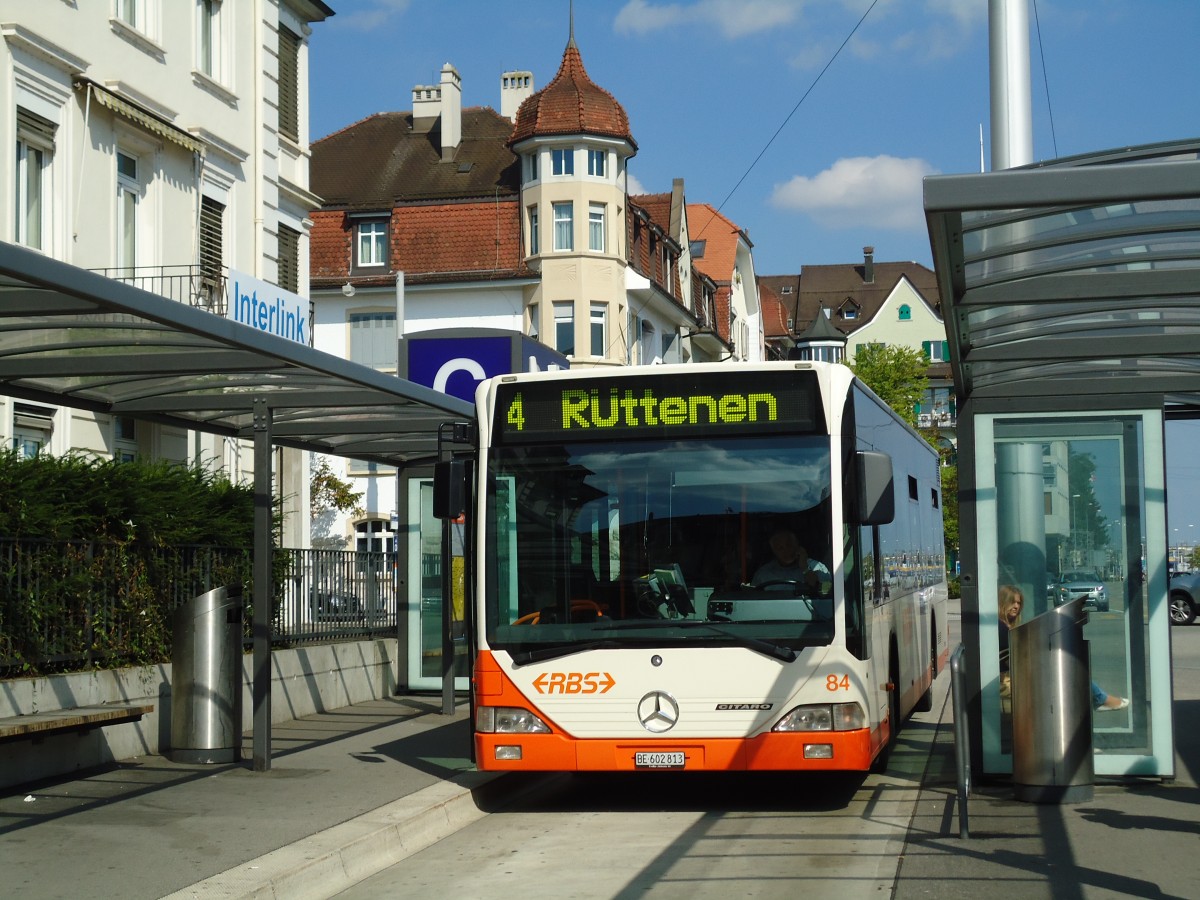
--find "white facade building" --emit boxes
[1,0,332,546]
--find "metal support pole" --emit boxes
[252,397,274,771]
[950,644,971,839]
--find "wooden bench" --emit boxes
[0,703,154,743]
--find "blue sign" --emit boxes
[401,330,568,403]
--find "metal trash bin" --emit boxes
[171,585,243,763]
[1010,596,1093,803]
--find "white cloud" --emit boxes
[331,0,412,31]
[769,155,938,230]
[615,0,800,39]
[626,172,649,196]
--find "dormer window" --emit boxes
[842,307,858,320]
[552,148,574,176]
[587,148,606,177]
[353,217,389,271]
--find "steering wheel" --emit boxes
[513,599,604,625]
[754,579,806,594]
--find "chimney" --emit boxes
[863,246,875,284]
[501,70,534,121]
[439,62,461,161]
[411,82,441,134]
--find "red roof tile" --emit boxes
[687,203,745,285]
[509,42,635,148]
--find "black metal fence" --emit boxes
[0,539,398,676]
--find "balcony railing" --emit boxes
[918,412,957,429]
[91,264,229,316]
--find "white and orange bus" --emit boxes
[447,361,947,772]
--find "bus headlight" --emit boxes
[773,702,866,733]
[476,706,552,734]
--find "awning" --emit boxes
[78,79,206,155]
[924,139,1200,409]
[0,241,474,468]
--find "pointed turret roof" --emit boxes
[509,38,635,148]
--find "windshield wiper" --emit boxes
[594,620,797,663]
[509,639,620,667]
[691,623,797,663]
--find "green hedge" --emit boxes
[0,451,261,675]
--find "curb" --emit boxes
[161,772,561,900]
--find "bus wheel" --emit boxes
[871,657,901,774]
[913,623,936,713]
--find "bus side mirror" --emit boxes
[856,450,895,526]
[433,458,470,519]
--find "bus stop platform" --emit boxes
[1,669,1197,899]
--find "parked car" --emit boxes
[1169,571,1199,626]
[1056,570,1109,612]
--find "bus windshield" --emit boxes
[484,435,835,656]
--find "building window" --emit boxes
[554,301,574,356]
[356,519,396,556]
[277,25,300,142]
[551,148,573,176]
[199,195,225,307]
[198,0,224,81]
[588,203,605,253]
[590,302,606,357]
[118,0,137,26]
[781,285,793,294]
[12,404,53,459]
[639,319,656,365]
[524,153,538,182]
[15,108,55,251]
[277,224,300,293]
[661,330,680,364]
[355,219,387,268]
[922,340,949,362]
[527,205,539,256]
[898,304,911,321]
[114,415,137,462]
[115,0,159,41]
[116,150,141,274]
[528,302,539,341]
[350,312,397,371]
[553,202,573,251]
[587,148,605,177]
[841,307,858,320]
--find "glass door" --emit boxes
[975,410,1174,776]
[406,479,470,691]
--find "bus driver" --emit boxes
[751,529,832,594]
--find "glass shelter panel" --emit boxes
[976,411,1173,776]
[407,479,470,690]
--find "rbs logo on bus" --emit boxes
[532,671,616,694]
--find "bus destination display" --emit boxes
[493,370,821,442]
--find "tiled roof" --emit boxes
[788,259,941,336]
[630,192,671,232]
[509,42,634,147]
[310,200,531,286]
[312,107,520,207]
[759,281,792,339]
[687,204,745,284]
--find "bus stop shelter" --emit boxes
[924,138,1200,778]
[0,240,474,770]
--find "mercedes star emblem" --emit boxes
[638,690,680,733]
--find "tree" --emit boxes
[847,345,957,587]
[848,343,929,429]
[310,456,363,549]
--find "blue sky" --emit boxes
[308,0,1200,535]
[308,0,1200,276]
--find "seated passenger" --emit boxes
[751,529,832,594]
